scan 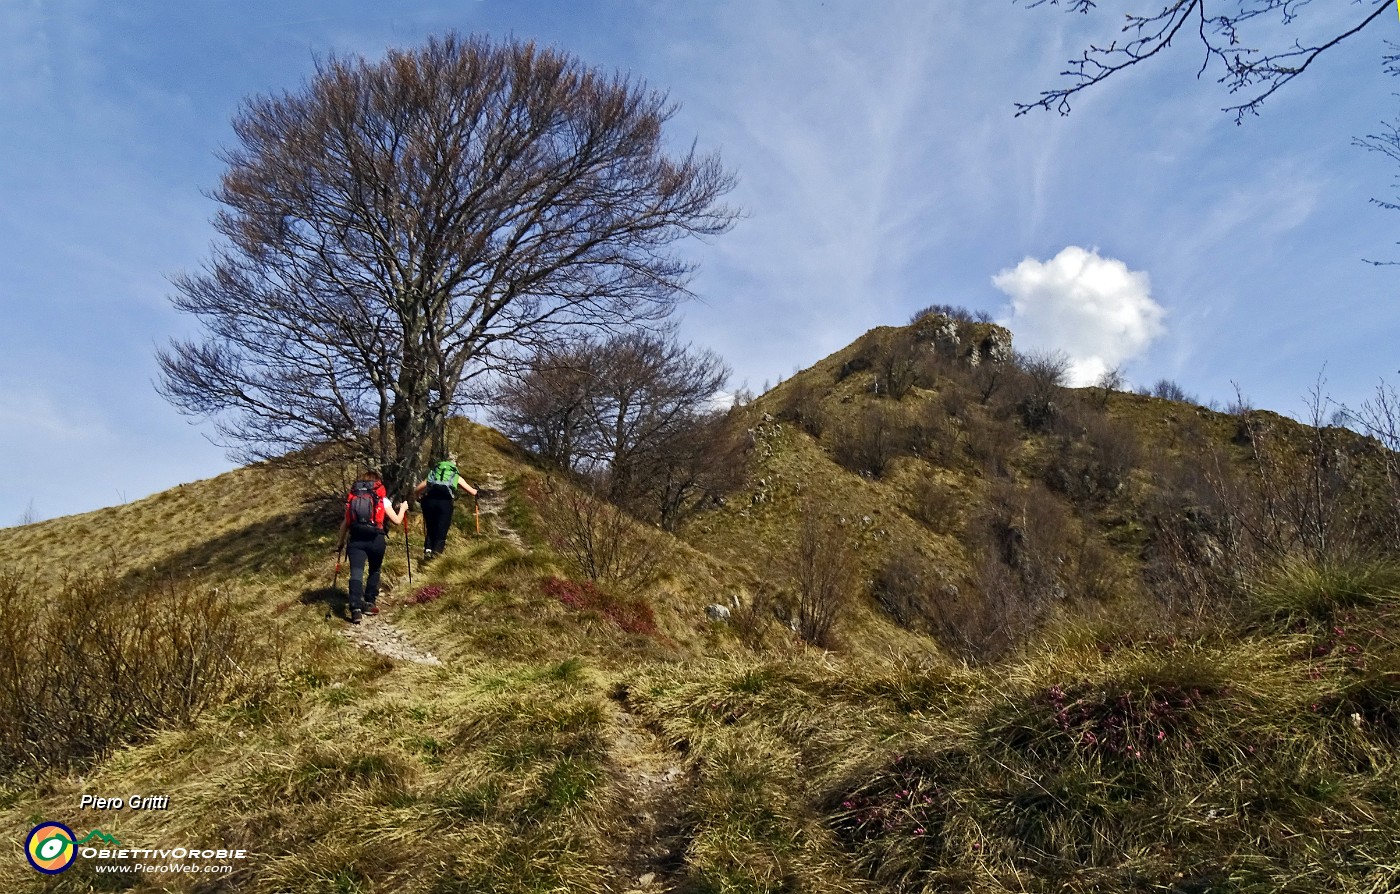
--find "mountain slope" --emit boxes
[2,320,1399,893]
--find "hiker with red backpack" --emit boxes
[412,454,478,563]
[335,470,408,623]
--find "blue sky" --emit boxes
[3,0,1398,523]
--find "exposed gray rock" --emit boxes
[705,604,731,622]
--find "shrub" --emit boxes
[831,404,908,479]
[1140,378,1198,405]
[872,548,943,632]
[1011,349,1071,432]
[961,412,1016,478]
[836,353,873,382]
[1143,476,1248,621]
[910,303,979,324]
[789,504,858,647]
[525,476,661,593]
[0,568,251,773]
[959,483,1074,657]
[777,375,826,438]
[906,477,962,536]
[905,397,957,467]
[876,336,922,400]
[1043,413,1141,504]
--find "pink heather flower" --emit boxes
[914,828,926,836]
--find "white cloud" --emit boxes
[992,246,1165,386]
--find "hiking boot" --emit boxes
[423,549,434,563]
[366,603,380,616]
[350,609,363,624]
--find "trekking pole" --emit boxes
[333,545,343,590]
[404,507,413,585]
[474,494,481,535]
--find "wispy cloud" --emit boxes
[0,386,110,447]
[0,0,54,106]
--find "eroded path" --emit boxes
[336,475,520,665]
[340,614,442,665]
[608,686,692,893]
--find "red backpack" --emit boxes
[345,479,387,535]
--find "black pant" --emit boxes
[421,495,455,554]
[346,533,386,611]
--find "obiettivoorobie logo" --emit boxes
[24,823,121,874]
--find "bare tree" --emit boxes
[16,500,39,527]
[1355,113,1400,264]
[158,34,738,497]
[494,328,733,526]
[494,341,601,471]
[1339,377,1400,549]
[583,330,729,501]
[1016,1,1392,122]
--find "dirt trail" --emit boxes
[608,687,692,892]
[473,474,526,550]
[337,474,520,665]
[340,614,442,665]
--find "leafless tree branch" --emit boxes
[158,34,739,497]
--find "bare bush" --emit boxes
[906,477,963,536]
[527,477,661,594]
[1044,413,1141,504]
[972,360,1010,405]
[728,590,782,651]
[954,483,1074,657]
[872,548,943,632]
[1011,349,1071,431]
[1142,451,1250,620]
[632,413,747,530]
[1227,379,1366,564]
[1090,365,1125,408]
[0,569,252,773]
[1340,378,1400,551]
[778,376,827,438]
[876,336,922,400]
[1063,533,1128,603]
[1140,378,1198,405]
[497,329,732,528]
[909,303,994,325]
[832,405,907,479]
[789,505,858,647]
[835,352,873,383]
[906,397,957,466]
[962,412,1015,478]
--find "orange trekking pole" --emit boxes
[404,507,413,585]
[474,494,480,535]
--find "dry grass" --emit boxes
[4,331,1400,891]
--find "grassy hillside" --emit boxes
[3,321,1399,893]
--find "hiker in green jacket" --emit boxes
[412,454,478,562]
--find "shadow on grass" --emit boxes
[123,504,331,585]
[301,584,352,621]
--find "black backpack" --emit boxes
[345,479,386,535]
